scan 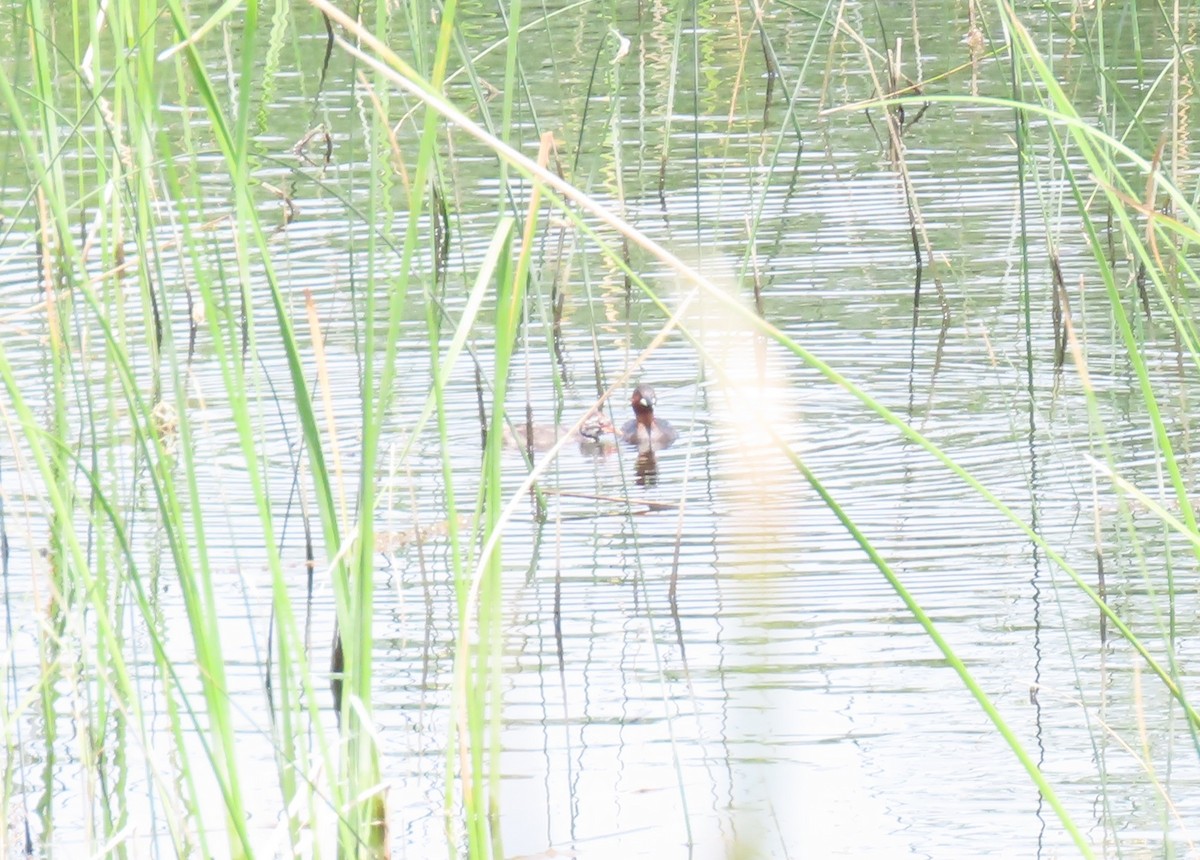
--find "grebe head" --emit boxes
[579,411,615,441]
[630,384,656,426]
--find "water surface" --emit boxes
[2,1,1199,857]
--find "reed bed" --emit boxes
[1,1,1199,857]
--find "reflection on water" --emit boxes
[635,450,658,486]
[3,2,1200,858]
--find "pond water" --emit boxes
[3,0,1200,857]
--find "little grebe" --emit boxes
[504,410,615,453]
[620,384,678,450]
